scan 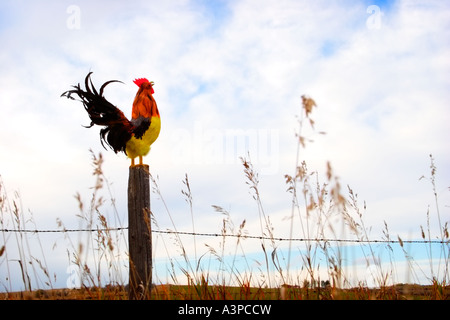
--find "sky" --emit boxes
[0,0,449,291]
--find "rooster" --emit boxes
[62,72,161,167]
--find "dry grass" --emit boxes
[0,95,448,300]
[1,283,448,300]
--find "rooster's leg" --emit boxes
[131,158,135,167]
[139,155,143,165]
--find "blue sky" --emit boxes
[0,0,449,291]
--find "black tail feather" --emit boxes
[62,72,134,154]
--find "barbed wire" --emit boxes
[0,227,447,244]
[0,227,127,233]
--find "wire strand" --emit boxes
[0,228,446,244]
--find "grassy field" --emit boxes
[0,96,448,300]
[1,283,448,300]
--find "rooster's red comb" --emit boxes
[133,78,150,87]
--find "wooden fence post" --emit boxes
[128,165,152,300]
